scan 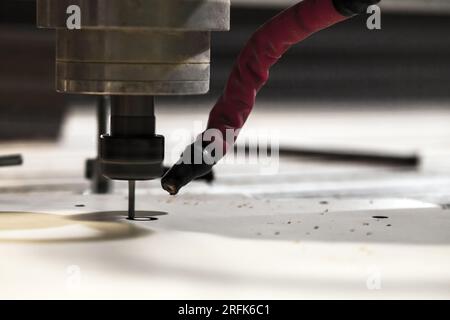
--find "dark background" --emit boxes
[1,0,449,140]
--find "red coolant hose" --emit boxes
[161,0,377,195]
[206,0,348,152]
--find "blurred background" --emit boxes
[1,0,449,141]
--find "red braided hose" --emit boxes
[204,0,349,154]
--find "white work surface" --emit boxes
[0,101,449,299]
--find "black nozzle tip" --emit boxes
[161,142,216,195]
[161,162,214,196]
[161,178,180,196]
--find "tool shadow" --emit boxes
[0,211,167,244]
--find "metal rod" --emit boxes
[97,96,108,156]
[128,180,136,220]
[236,144,420,168]
[277,147,420,167]
[91,96,111,194]
[0,154,23,167]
